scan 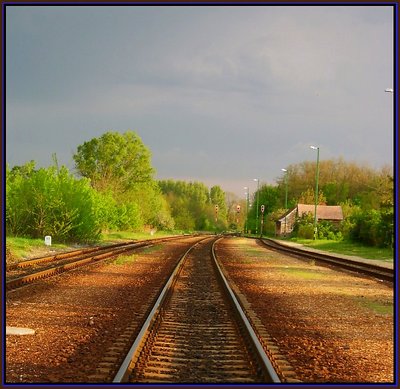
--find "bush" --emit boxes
[6,163,101,243]
[292,212,314,239]
[316,220,341,240]
[345,207,393,248]
[298,224,314,239]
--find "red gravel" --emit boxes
[5,237,202,383]
[215,237,394,383]
[5,235,394,384]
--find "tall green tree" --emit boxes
[276,158,393,208]
[73,130,171,230]
[73,131,154,193]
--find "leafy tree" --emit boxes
[210,185,227,220]
[73,131,154,193]
[226,192,246,231]
[276,158,392,207]
[298,188,326,205]
[73,131,174,231]
[158,180,227,231]
[246,184,280,234]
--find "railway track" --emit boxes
[113,236,280,384]
[259,238,394,283]
[6,235,189,291]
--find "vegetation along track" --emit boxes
[113,236,280,384]
[260,238,393,283]
[6,236,188,291]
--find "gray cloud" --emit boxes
[6,5,394,196]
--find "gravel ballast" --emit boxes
[5,236,394,383]
[215,237,394,383]
[5,237,202,383]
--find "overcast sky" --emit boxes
[5,5,394,197]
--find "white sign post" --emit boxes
[44,236,52,246]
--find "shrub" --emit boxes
[6,163,101,243]
[298,224,314,239]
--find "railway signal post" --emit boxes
[236,204,241,224]
[260,205,265,237]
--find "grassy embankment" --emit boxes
[246,233,393,261]
[282,237,393,262]
[6,230,178,262]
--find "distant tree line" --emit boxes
[6,131,229,243]
[158,180,228,231]
[6,131,393,248]
[247,158,393,248]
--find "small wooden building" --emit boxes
[275,204,344,236]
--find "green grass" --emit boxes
[6,230,177,261]
[241,247,266,257]
[100,230,175,243]
[286,238,393,262]
[140,244,164,254]
[353,297,393,316]
[6,236,68,259]
[281,267,324,280]
[111,254,136,265]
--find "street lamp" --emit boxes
[244,186,249,234]
[385,88,394,93]
[253,178,260,235]
[281,168,288,236]
[310,146,320,240]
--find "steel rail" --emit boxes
[8,235,186,270]
[211,238,281,383]
[113,236,281,383]
[112,237,207,382]
[6,236,192,291]
[259,238,393,283]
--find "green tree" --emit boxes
[210,186,227,221]
[6,162,101,242]
[158,180,227,231]
[298,188,327,205]
[246,184,280,235]
[73,131,154,193]
[276,158,392,206]
[73,131,172,231]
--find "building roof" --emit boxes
[297,204,344,220]
[276,204,344,222]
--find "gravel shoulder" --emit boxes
[215,237,394,383]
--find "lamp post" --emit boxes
[310,146,320,240]
[244,187,249,234]
[253,178,260,235]
[281,168,288,236]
